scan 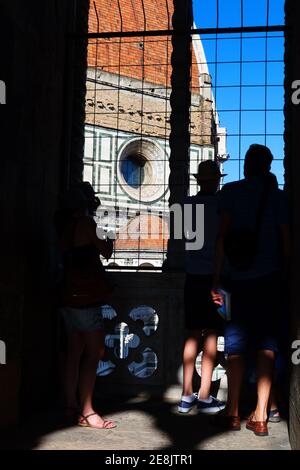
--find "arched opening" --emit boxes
[121,153,146,188]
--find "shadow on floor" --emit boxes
[0,387,290,450]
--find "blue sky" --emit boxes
[193,0,285,186]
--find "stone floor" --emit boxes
[1,388,291,450]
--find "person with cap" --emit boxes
[55,182,116,429]
[178,160,227,415]
[211,144,291,436]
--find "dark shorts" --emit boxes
[61,306,104,332]
[184,274,224,332]
[224,272,281,355]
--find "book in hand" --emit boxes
[216,288,231,321]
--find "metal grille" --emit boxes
[83,0,285,271]
[191,0,285,191]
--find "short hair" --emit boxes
[244,144,273,176]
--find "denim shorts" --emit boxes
[225,322,279,355]
[224,272,281,355]
[61,306,104,332]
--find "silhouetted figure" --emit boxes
[244,172,288,423]
[178,161,226,415]
[56,182,116,429]
[212,144,291,436]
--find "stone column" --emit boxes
[164,0,193,271]
[68,0,90,186]
[284,0,300,451]
[0,0,89,426]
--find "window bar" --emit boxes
[92,2,100,191]
[265,0,270,147]
[215,0,219,166]
[113,0,123,267]
[84,25,285,40]
[238,0,244,180]
[163,0,171,265]
[84,0,285,270]
[136,0,147,269]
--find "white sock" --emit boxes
[181,394,195,403]
[198,396,213,403]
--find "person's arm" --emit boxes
[211,212,232,306]
[85,217,114,260]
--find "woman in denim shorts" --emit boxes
[56,183,116,430]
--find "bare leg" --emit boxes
[78,329,115,428]
[254,349,275,422]
[225,354,245,417]
[199,332,218,399]
[64,330,84,410]
[182,330,202,396]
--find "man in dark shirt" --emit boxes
[212,145,290,436]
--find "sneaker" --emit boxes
[178,393,198,413]
[197,396,226,414]
[268,408,281,423]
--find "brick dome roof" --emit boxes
[88,0,200,90]
[115,214,169,251]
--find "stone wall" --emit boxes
[85,70,214,146]
[96,272,185,391]
[0,0,89,427]
[95,272,225,399]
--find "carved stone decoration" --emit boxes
[97,304,159,379]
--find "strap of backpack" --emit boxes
[255,175,272,233]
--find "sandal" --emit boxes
[268,408,281,423]
[78,412,116,429]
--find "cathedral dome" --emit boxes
[88,0,201,91]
